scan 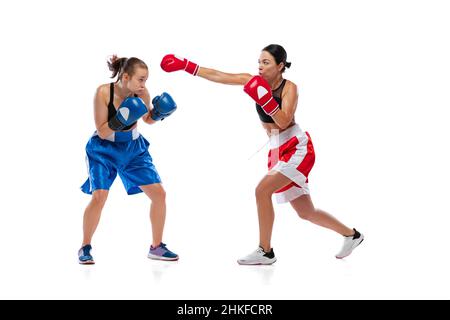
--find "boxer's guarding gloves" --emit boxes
[151,92,177,121]
[160,54,199,76]
[244,75,280,116]
[108,97,148,131]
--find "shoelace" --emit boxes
[82,245,91,256]
[152,242,167,250]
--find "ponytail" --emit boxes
[107,55,148,81]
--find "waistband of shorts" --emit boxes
[93,128,140,142]
[269,124,305,148]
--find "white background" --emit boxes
[0,0,449,299]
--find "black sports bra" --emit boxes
[255,79,287,123]
[107,83,137,131]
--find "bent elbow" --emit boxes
[97,132,110,140]
[96,128,113,140]
[276,113,294,130]
[277,119,292,130]
[279,123,290,130]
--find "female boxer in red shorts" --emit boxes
[160,45,364,265]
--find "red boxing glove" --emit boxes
[243,75,279,116]
[160,54,199,76]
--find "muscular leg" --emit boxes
[82,189,109,246]
[140,183,166,247]
[290,195,354,236]
[255,172,293,252]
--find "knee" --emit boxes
[150,186,166,202]
[255,183,274,200]
[91,190,108,206]
[298,210,314,221]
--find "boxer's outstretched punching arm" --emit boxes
[160,54,252,85]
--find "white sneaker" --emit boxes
[237,247,277,265]
[335,228,364,259]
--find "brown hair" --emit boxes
[107,55,148,81]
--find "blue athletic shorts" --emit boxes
[81,129,161,195]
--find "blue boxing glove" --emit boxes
[151,92,177,121]
[108,97,148,131]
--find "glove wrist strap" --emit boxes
[108,117,125,131]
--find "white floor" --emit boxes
[2,180,449,300]
[2,117,450,299]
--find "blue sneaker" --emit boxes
[147,242,179,261]
[78,244,95,265]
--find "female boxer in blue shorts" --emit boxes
[79,56,178,264]
[160,45,364,265]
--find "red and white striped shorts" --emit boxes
[268,124,315,203]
